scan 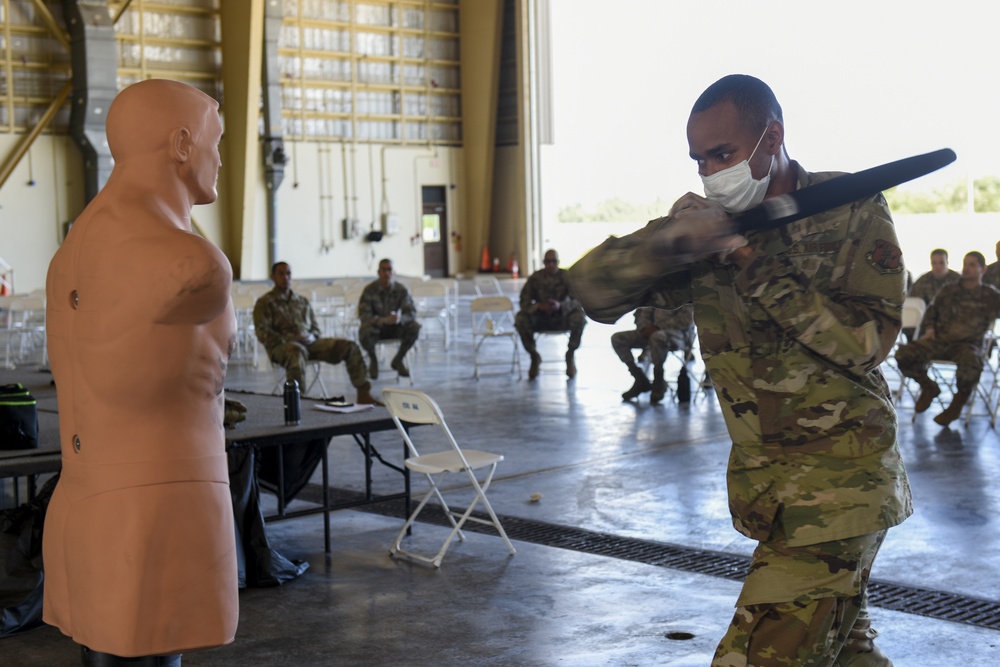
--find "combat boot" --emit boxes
[565,350,577,379]
[649,368,667,404]
[913,379,940,413]
[622,367,652,400]
[356,382,384,406]
[934,390,970,426]
[390,355,410,377]
[528,352,542,380]
[365,347,379,380]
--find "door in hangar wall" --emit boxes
[421,186,448,278]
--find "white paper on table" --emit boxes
[313,403,376,414]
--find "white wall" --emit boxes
[0,134,229,294]
[0,135,84,294]
[240,141,467,282]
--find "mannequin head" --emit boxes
[106,79,223,205]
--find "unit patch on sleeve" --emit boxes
[867,239,903,274]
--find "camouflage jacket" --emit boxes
[569,163,913,547]
[519,268,583,315]
[253,289,321,352]
[984,261,1000,290]
[908,269,959,304]
[357,280,416,326]
[922,282,1000,344]
[635,304,695,349]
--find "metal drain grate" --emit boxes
[298,485,1000,632]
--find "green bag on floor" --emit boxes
[0,383,38,450]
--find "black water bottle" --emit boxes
[677,365,691,403]
[283,379,301,425]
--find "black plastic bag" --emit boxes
[228,446,309,588]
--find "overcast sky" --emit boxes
[540,0,1000,215]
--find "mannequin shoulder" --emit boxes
[122,231,233,324]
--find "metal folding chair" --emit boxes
[268,359,331,399]
[411,281,451,349]
[473,274,503,297]
[470,296,521,379]
[381,387,516,567]
[893,296,927,402]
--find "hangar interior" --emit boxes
[1,1,999,665]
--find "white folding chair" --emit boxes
[381,387,516,567]
[2,296,46,368]
[311,283,348,337]
[532,329,571,375]
[473,274,503,297]
[470,296,521,379]
[373,337,416,386]
[266,357,331,399]
[900,297,926,341]
[894,297,927,403]
[411,281,451,349]
[231,292,259,366]
[428,277,460,346]
[341,285,365,341]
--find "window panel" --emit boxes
[280,0,460,144]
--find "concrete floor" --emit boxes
[4,281,1000,665]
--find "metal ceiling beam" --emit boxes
[0,80,71,190]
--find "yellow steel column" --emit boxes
[459,0,504,273]
[219,0,265,279]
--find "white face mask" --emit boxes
[700,126,773,213]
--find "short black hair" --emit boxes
[966,251,986,267]
[930,248,948,259]
[691,74,783,134]
[271,261,289,275]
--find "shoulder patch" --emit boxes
[867,239,903,274]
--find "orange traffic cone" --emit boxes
[479,245,492,272]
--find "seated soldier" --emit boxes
[357,258,421,378]
[254,262,381,404]
[984,240,1000,290]
[514,248,587,379]
[612,303,694,404]
[907,248,959,305]
[903,248,961,341]
[896,251,1000,425]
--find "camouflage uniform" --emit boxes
[253,289,368,390]
[356,280,421,364]
[896,282,1000,395]
[907,268,959,304]
[514,267,587,354]
[612,304,695,368]
[984,261,1000,290]
[570,163,911,666]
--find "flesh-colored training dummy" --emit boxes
[44,79,238,657]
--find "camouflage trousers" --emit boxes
[712,530,892,667]
[895,338,985,394]
[514,309,586,354]
[268,338,368,390]
[610,329,686,372]
[357,321,421,361]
